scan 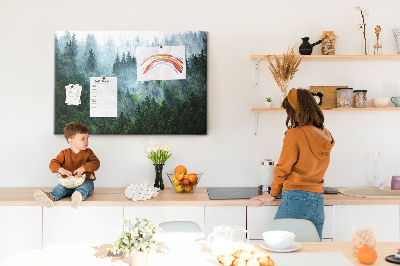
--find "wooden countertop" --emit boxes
[1,187,399,206]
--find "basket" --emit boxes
[57,173,86,189]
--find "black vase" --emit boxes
[299,37,322,55]
[154,164,164,190]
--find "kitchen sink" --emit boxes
[339,187,400,198]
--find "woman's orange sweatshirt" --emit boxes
[270,125,335,197]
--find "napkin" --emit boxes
[269,252,353,266]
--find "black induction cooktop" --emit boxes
[207,187,259,200]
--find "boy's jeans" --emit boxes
[274,190,324,240]
[50,180,94,201]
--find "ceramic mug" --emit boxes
[391,97,400,107]
[391,176,400,190]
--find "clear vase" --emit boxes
[154,164,164,190]
[280,90,288,107]
[361,37,369,55]
[130,250,149,266]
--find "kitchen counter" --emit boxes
[1,187,400,206]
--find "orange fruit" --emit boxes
[174,165,187,175]
[357,246,377,264]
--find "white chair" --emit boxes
[267,218,321,242]
[156,221,206,250]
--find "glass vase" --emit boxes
[361,37,369,55]
[392,28,400,54]
[154,164,164,190]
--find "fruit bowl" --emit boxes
[57,173,86,189]
[166,172,202,193]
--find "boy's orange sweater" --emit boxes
[49,148,100,180]
[270,125,335,197]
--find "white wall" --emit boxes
[1,0,400,188]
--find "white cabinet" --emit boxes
[43,206,123,247]
[204,206,246,236]
[333,205,400,242]
[0,206,42,264]
[124,206,205,232]
[247,206,279,240]
[247,206,333,240]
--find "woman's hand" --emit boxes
[250,194,275,207]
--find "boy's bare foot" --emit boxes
[34,190,54,208]
[71,191,83,209]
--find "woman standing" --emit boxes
[251,88,335,240]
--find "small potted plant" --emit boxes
[265,97,273,108]
[110,218,164,266]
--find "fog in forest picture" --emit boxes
[54,31,207,134]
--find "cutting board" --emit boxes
[309,86,348,108]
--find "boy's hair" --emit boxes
[282,88,324,129]
[64,122,89,141]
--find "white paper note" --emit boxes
[90,77,118,117]
[65,84,82,106]
[137,46,186,81]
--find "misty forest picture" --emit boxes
[54,31,207,134]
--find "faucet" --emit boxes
[372,150,384,189]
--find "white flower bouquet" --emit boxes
[146,145,172,165]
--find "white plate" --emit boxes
[260,241,302,253]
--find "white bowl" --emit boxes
[263,230,295,250]
[372,98,390,107]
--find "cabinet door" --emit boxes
[247,206,279,240]
[247,206,333,240]
[124,206,205,232]
[333,205,399,242]
[0,206,42,264]
[43,206,123,247]
[204,206,246,236]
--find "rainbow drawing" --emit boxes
[140,54,184,74]
[137,46,186,81]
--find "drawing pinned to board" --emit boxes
[137,46,186,81]
[54,31,207,135]
[65,84,82,106]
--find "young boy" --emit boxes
[34,122,100,209]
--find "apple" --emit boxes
[175,172,184,181]
[171,176,181,186]
[181,178,190,186]
[175,185,185,193]
[184,185,194,192]
[188,173,198,183]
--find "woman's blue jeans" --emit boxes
[50,180,94,201]
[274,190,324,240]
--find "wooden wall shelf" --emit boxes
[250,55,400,61]
[251,107,399,135]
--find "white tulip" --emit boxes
[152,146,157,152]
[146,146,152,153]
[155,145,160,151]
[164,145,171,152]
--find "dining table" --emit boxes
[2,242,399,266]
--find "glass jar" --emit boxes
[352,223,377,256]
[258,159,275,195]
[337,88,353,108]
[354,90,367,108]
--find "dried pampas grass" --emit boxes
[267,46,303,96]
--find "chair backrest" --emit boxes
[267,218,320,242]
